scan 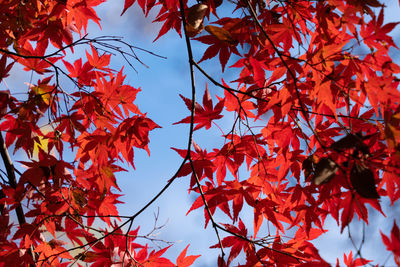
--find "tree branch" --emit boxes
[0,132,37,265]
[0,132,26,225]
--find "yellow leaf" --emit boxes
[32,134,49,159]
[31,85,52,105]
[32,126,52,159]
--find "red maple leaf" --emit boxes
[176,245,201,267]
[342,251,371,267]
[210,219,250,265]
[174,85,225,130]
[381,220,400,257]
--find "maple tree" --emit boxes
[1,0,400,266]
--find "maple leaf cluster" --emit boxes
[0,1,197,266]
[0,0,400,266]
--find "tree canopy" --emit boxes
[0,0,400,266]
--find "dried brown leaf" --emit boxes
[205,25,238,45]
[302,155,314,179]
[186,4,208,37]
[350,163,380,199]
[312,158,338,185]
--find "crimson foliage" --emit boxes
[0,0,400,266]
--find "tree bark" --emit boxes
[0,132,36,265]
[0,132,26,225]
